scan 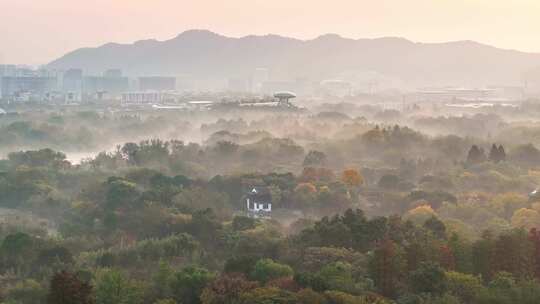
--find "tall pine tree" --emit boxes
[467,145,487,164]
[498,144,506,162]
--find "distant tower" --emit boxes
[273,91,297,107]
[63,68,83,102]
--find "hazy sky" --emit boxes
[1,0,540,65]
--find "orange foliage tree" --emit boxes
[341,169,364,187]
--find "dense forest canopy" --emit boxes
[3,103,540,304]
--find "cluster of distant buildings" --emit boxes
[0,64,347,106]
[0,64,176,104]
[3,63,539,106]
[227,68,354,97]
[413,87,528,103]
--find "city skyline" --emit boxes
[2,0,540,65]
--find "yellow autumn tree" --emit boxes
[489,192,529,218]
[511,208,540,230]
[404,205,437,225]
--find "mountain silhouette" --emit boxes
[48,29,540,88]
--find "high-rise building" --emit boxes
[138,77,176,91]
[83,75,129,97]
[0,64,16,77]
[63,69,83,92]
[104,69,123,78]
[0,76,57,100]
[61,69,83,102]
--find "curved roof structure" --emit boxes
[273,91,297,99]
[0,108,6,115]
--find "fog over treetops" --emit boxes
[6,9,540,302]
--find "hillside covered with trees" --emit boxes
[3,107,540,303]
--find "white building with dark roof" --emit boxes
[245,186,272,218]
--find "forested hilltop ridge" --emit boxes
[48,29,540,87]
[4,105,540,304]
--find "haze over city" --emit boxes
[2,0,540,64]
[5,2,540,304]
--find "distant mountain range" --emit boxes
[48,30,540,88]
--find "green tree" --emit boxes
[476,272,517,304]
[466,145,486,164]
[471,233,494,281]
[153,300,176,304]
[1,232,35,272]
[300,247,364,272]
[8,148,68,168]
[489,144,507,163]
[447,233,472,274]
[323,290,367,304]
[318,262,357,294]
[239,287,297,304]
[498,145,507,162]
[187,209,224,247]
[232,216,257,231]
[445,271,484,303]
[409,262,447,296]
[294,272,329,292]
[251,259,294,283]
[35,246,74,266]
[95,269,142,304]
[171,266,215,304]
[224,256,258,276]
[151,261,174,300]
[424,216,447,240]
[7,279,47,304]
[105,177,140,211]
